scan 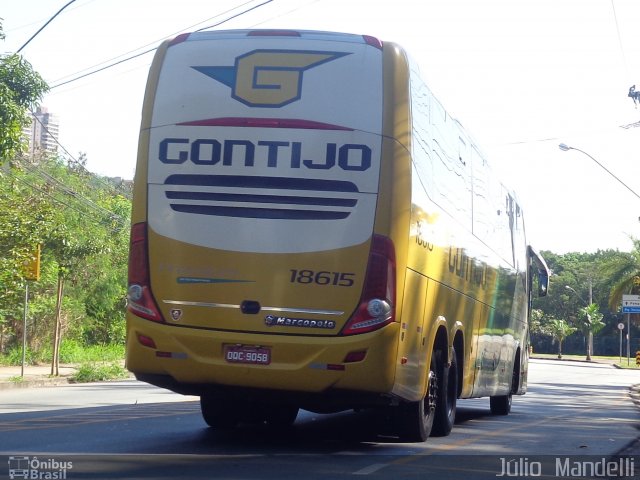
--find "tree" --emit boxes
[0,161,57,351]
[546,318,577,359]
[577,303,605,361]
[601,238,640,326]
[1,151,130,365]
[0,21,48,163]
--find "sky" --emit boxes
[2,0,640,255]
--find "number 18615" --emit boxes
[289,269,355,286]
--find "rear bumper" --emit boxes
[126,314,400,407]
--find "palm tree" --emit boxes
[577,304,605,361]
[546,319,577,359]
[601,238,640,325]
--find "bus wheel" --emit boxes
[264,405,299,428]
[200,394,241,429]
[490,357,516,415]
[431,346,457,436]
[396,351,438,441]
[490,392,512,415]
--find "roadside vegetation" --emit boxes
[532,249,640,360]
[1,20,131,378]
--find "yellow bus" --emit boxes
[126,29,549,442]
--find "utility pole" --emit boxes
[587,278,593,361]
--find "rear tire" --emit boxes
[432,347,457,436]
[264,405,299,428]
[200,394,242,429]
[396,350,438,442]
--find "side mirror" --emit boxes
[527,246,549,297]
[537,269,549,297]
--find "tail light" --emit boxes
[127,222,164,322]
[341,235,396,335]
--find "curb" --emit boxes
[630,383,640,409]
[0,376,73,390]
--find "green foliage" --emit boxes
[0,340,125,366]
[532,247,640,356]
[71,362,128,383]
[530,309,545,335]
[58,339,125,363]
[599,238,640,312]
[0,345,46,366]
[0,153,131,356]
[0,21,49,163]
[0,22,128,358]
[578,303,605,337]
[545,318,577,358]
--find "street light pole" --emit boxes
[558,143,640,201]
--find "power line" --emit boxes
[49,0,261,86]
[17,157,126,225]
[17,0,77,53]
[610,0,630,81]
[50,0,274,89]
[6,163,128,234]
[28,109,131,198]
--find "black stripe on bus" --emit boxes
[169,204,350,220]
[165,190,357,207]
[164,175,359,192]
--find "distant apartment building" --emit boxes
[23,106,59,156]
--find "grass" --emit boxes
[71,362,129,383]
[59,341,125,364]
[0,340,125,366]
[532,352,640,368]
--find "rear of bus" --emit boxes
[126,30,406,413]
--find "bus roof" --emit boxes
[170,30,382,49]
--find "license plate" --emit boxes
[224,345,271,365]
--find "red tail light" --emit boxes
[128,222,164,322]
[341,235,396,335]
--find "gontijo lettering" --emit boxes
[158,138,372,171]
[193,49,351,107]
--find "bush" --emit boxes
[71,362,129,383]
[0,341,125,366]
[0,345,47,366]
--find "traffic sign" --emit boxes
[622,295,640,313]
[22,245,41,282]
[618,323,625,330]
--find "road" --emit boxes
[0,359,638,479]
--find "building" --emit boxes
[23,106,59,156]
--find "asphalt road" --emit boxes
[0,359,638,479]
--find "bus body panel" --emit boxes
[143,32,385,337]
[126,314,399,395]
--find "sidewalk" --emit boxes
[0,363,83,390]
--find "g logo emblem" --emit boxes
[193,49,350,107]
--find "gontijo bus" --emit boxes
[126,29,549,441]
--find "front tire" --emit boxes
[490,353,518,415]
[490,392,512,415]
